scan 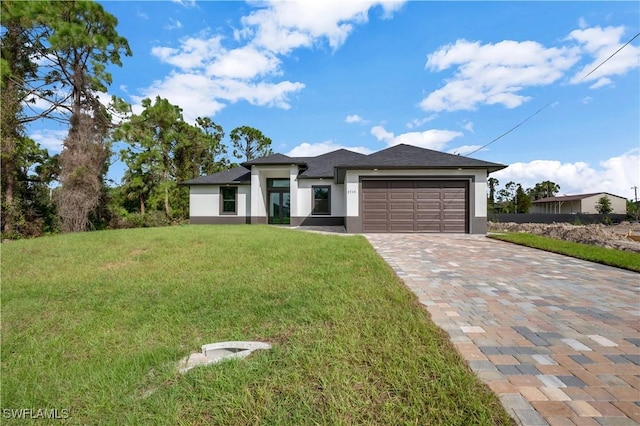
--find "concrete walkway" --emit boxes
[366,234,640,426]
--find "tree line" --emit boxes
[1,1,273,239]
[487,179,562,214]
[488,178,630,216]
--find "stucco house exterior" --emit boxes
[530,192,627,214]
[181,144,506,233]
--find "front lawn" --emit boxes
[488,232,640,272]
[2,226,513,424]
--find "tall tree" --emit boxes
[116,98,234,220]
[30,0,131,232]
[1,0,48,236]
[497,181,517,213]
[626,199,639,221]
[487,177,499,213]
[230,126,273,161]
[174,117,228,181]
[528,180,561,200]
[514,184,531,213]
[116,97,184,218]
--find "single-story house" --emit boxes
[530,192,627,214]
[181,144,506,234]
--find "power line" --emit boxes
[466,101,554,156]
[466,31,640,157]
[576,32,640,83]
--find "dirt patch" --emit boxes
[101,260,134,270]
[130,248,147,257]
[488,221,640,253]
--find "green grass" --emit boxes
[2,225,514,425]
[488,232,640,272]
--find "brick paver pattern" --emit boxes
[366,234,640,426]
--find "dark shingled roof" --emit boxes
[299,149,367,178]
[241,153,305,166]
[182,144,507,186]
[532,192,624,203]
[180,166,250,185]
[337,144,506,171]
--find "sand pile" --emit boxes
[488,221,640,253]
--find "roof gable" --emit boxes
[300,149,366,178]
[241,153,302,166]
[182,144,507,186]
[338,144,506,171]
[532,192,627,203]
[180,166,250,185]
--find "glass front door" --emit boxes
[269,191,290,224]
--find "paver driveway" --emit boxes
[366,234,640,426]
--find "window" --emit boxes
[267,178,290,188]
[220,187,237,214]
[312,186,331,215]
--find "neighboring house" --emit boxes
[530,192,627,214]
[181,144,506,234]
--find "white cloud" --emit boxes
[243,1,405,54]
[171,0,196,8]
[371,125,463,150]
[151,36,224,70]
[406,115,436,129]
[210,78,306,109]
[568,26,640,87]
[206,46,281,79]
[286,141,373,157]
[578,17,588,30]
[421,39,581,112]
[165,18,183,30]
[582,96,593,104]
[588,77,612,89]
[345,114,365,123]
[140,1,405,118]
[132,73,305,122]
[462,120,474,133]
[492,148,639,199]
[371,125,395,142]
[447,145,484,156]
[131,73,228,121]
[30,129,68,153]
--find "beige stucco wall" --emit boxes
[582,194,627,214]
[531,193,627,214]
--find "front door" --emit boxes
[269,191,290,224]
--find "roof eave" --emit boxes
[179,180,251,186]
[336,164,506,171]
[334,164,507,183]
[240,160,308,168]
[298,175,333,180]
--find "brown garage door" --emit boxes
[362,180,468,233]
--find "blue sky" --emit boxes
[30,1,640,199]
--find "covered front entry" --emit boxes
[361,180,468,233]
[267,178,290,224]
[268,191,290,224]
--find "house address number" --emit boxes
[347,190,357,194]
